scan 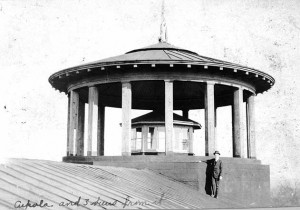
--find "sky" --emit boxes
[1,0,300,191]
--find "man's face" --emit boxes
[215,154,219,159]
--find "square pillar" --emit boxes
[76,100,85,156]
[68,90,79,156]
[215,106,218,150]
[87,86,99,156]
[97,105,105,156]
[66,94,71,156]
[232,87,244,158]
[165,80,174,155]
[188,128,194,155]
[142,126,147,153]
[122,82,132,156]
[152,127,158,151]
[204,81,215,156]
[182,109,189,118]
[246,94,256,159]
[215,107,217,127]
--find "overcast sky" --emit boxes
[1,0,300,191]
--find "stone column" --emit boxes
[97,105,105,156]
[232,87,244,158]
[122,82,132,156]
[215,106,218,150]
[68,90,79,156]
[66,93,71,156]
[152,128,158,151]
[188,128,194,155]
[182,109,189,118]
[76,100,85,156]
[165,80,174,155]
[204,81,215,156]
[142,126,147,153]
[215,107,217,127]
[87,86,99,156]
[246,94,256,159]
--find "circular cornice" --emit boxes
[49,42,275,94]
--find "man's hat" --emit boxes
[214,151,220,155]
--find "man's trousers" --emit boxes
[211,176,220,197]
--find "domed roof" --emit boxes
[63,42,200,67]
[49,41,275,94]
[126,42,198,54]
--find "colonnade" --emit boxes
[66,80,256,159]
[67,87,105,156]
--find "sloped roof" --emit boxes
[52,42,273,74]
[132,111,201,129]
[127,42,197,54]
[0,159,242,209]
[49,42,274,94]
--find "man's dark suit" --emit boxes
[212,159,223,197]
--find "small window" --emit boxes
[131,127,142,151]
[136,128,142,150]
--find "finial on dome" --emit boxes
[158,0,168,43]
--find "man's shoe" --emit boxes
[215,196,218,199]
[210,194,214,197]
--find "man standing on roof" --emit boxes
[211,151,223,199]
[199,150,223,199]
